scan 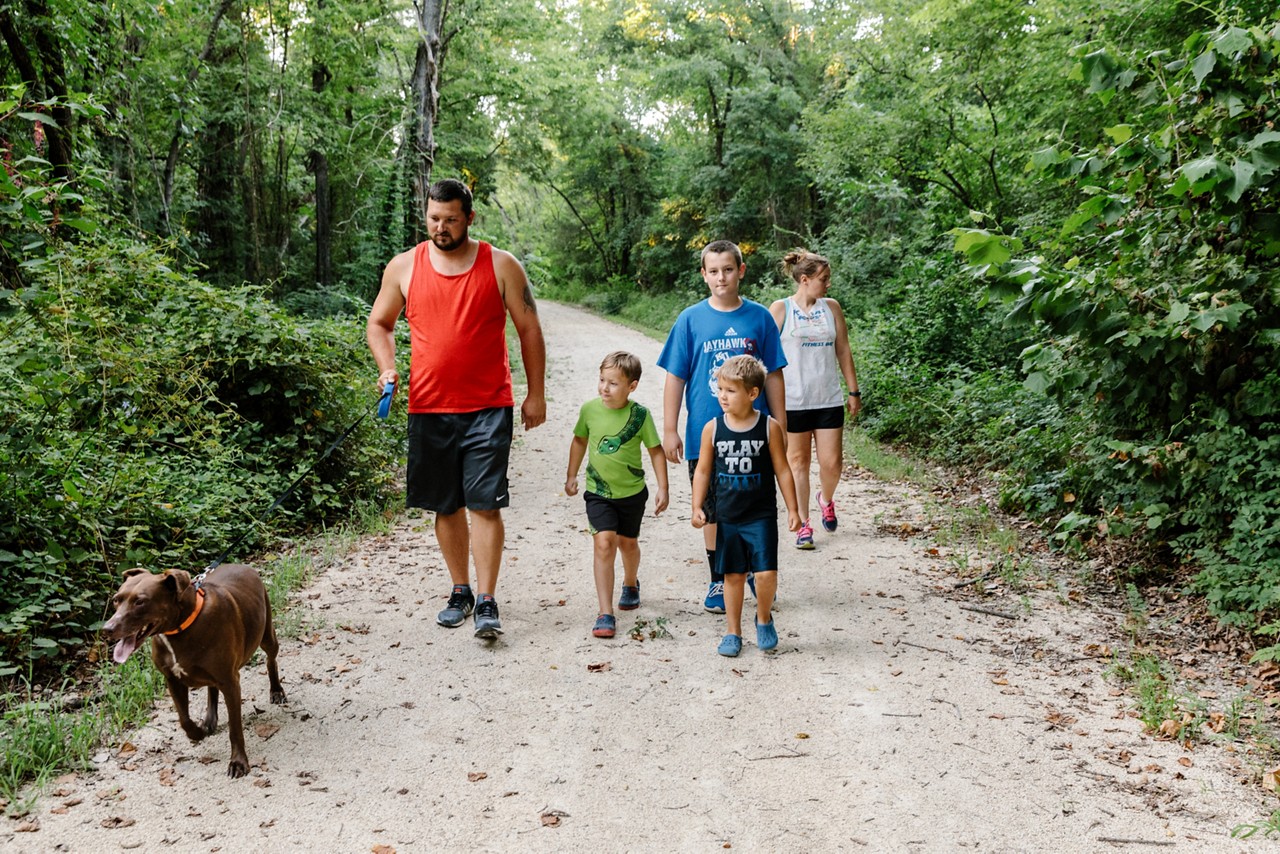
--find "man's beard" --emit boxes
[432,229,468,252]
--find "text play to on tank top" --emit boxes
[712,412,775,523]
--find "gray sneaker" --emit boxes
[473,598,503,638]
[437,586,475,628]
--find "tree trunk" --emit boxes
[0,2,74,179]
[160,0,237,236]
[409,0,446,239]
[307,150,331,287]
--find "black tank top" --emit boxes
[713,413,775,522]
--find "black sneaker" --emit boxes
[437,586,475,628]
[473,597,503,638]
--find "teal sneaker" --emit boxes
[717,634,742,657]
[755,617,778,651]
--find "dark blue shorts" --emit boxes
[714,516,778,575]
[584,488,648,539]
[406,408,513,514]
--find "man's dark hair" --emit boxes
[428,179,474,216]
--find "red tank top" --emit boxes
[405,240,514,413]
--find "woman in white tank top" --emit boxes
[768,250,861,550]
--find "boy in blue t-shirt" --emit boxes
[566,352,670,639]
[657,240,787,613]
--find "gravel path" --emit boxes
[8,301,1268,852]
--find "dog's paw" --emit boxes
[182,723,209,743]
[270,689,287,705]
[227,758,249,778]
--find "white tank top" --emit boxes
[780,297,843,411]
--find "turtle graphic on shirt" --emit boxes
[597,402,648,455]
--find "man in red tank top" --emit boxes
[367,179,546,640]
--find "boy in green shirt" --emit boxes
[566,352,670,638]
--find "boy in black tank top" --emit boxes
[691,356,801,657]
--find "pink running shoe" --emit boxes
[817,491,838,532]
[795,521,815,550]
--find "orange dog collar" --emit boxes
[164,588,206,635]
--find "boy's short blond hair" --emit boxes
[600,351,642,383]
[716,355,765,393]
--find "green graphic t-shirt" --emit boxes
[573,398,660,499]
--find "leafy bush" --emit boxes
[0,231,400,675]
[950,16,1280,638]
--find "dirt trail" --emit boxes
[8,301,1270,852]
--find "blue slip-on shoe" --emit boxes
[755,617,779,651]
[717,634,742,657]
[618,584,640,610]
[592,613,616,638]
[703,581,726,613]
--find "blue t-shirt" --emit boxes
[657,299,786,459]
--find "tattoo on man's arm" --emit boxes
[522,283,538,314]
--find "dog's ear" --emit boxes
[161,570,193,597]
[123,567,149,579]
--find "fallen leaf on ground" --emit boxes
[1261,767,1280,793]
[15,820,39,832]
[255,723,280,740]
[101,816,136,829]
[587,662,611,672]
[541,809,569,827]
[467,772,488,782]
[158,767,179,787]
[118,742,137,756]
[796,733,810,739]
[372,845,397,854]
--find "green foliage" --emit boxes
[951,14,1280,633]
[0,226,399,675]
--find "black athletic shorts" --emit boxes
[715,516,778,575]
[584,488,649,539]
[406,407,513,514]
[786,405,845,433]
[687,458,717,525]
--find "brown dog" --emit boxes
[102,564,286,777]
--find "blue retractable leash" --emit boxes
[199,381,396,583]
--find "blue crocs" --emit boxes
[755,617,779,651]
[618,584,640,610]
[717,634,743,657]
[592,613,617,638]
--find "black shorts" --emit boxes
[406,408,513,514]
[687,458,717,525]
[786,405,845,433]
[584,488,648,538]
[715,516,778,575]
